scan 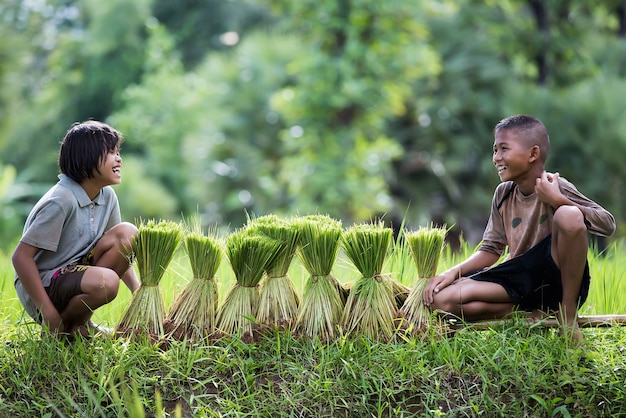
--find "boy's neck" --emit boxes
[80,179,102,201]
[515,165,544,196]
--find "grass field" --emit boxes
[1,239,625,417]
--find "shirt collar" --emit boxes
[58,174,104,207]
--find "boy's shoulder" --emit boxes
[494,181,515,193]
[494,181,516,209]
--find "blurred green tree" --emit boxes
[0,0,150,184]
[260,0,440,225]
[153,0,273,68]
[1,0,626,244]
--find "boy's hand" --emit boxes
[535,171,563,206]
[423,271,456,306]
[41,306,65,335]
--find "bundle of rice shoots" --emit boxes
[116,219,183,340]
[164,226,223,341]
[216,229,282,340]
[341,221,397,341]
[293,214,345,340]
[397,225,447,331]
[247,214,301,329]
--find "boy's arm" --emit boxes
[423,250,501,306]
[536,172,616,236]
[12,242,64,333]
[121,266,140,293]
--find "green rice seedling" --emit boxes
[216,229,282,341]
[116,219,184,341]
[397,225,447,332]
[164,224,223,341]
[293,214,345,340]
[247,214,301,329]
[341,221,397,341]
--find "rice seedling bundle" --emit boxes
[293,214,345,340]
[164,227,223,341]
[341,221,397,341]
[397,225,447,331]
[216,229,282,339]
[116,219,184,340]
[247,214,301,329]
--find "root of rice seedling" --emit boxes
[115,286,166,342]
[257,275,300,329]
[216,285,260,340]
[297,274,345,340]
[164,277,219,341]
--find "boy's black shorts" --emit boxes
[470,235,590,312]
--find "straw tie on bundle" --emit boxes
[164,225,223,342]
[293,214,346,340]
[247,214,301,330]
[116,219,184,342]
[216,229,282,341]
[397,225,447,333]
[341,221,397,341]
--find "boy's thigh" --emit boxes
[80,266,121,293]
[91,223,135,264]
[443,278,512,304]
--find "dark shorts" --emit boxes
[470,235,590,312]
[43,248,95,316]
[45,265,88,314]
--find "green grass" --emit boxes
[1,241,626,417]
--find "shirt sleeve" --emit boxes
[559,179,616,237]
[477,183,509,256]
[20,200,67,252]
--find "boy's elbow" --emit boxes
[601,219,617,237]
[11,248,21,269]
[608,225,617,237]
[11,242,36,270]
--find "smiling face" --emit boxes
[94,146,123,187]
[492,129,540,185]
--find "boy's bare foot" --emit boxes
[560,323,585,348]
[73,321,113,338]
[526,309,548,321]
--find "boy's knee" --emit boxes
[429,294,455,314]
[85,268,120,302]
[113,222,138,242]
[100,273,120,302]
[102,222,137,258]
[553,206,586,235]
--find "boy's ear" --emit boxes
[529,145,540,162]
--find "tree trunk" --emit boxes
[618,2,626,37]
[528,0,549,85]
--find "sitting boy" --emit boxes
[423,114,616,343]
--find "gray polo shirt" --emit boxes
[14,174,121,320]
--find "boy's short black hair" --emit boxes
[494,114,544,133]
[494,114,550,162]
[58,121,122,183]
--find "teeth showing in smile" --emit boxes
[113,168,120,174]
[497,166,506,174]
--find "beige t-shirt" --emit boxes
[479,178,616,259]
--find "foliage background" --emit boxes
[1,0,625,249]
